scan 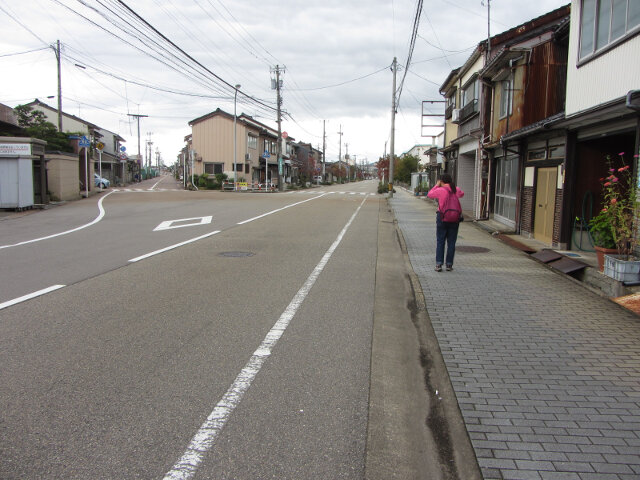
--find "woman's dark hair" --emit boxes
[440,173,457,193]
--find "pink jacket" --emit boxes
[427,184,465,212]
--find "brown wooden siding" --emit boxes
[524,42,567,126]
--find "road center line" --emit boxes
[163,196,368,480]
[128,231,221,263]
[237,193,327,225]
[0,191,114,250]
[0,285,66,311]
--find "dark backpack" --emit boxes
[440,190,463,223]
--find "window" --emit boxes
[462,79,477,107]
[204,162,223,175]
[495,153,519,225]
[460,77,479,121]
[248,135,257,150]
[579,0,640,59]
[263,139,276,154]
[446,93,456,108]
[528,149,547,161]
[499,79,513,118]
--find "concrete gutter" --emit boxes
[365,198,482,480]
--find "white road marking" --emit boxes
[0,192,114,250]
[163,196,368,480]
[154,216,213,231]
[237,194,327,225]
[150,177,166,190]
[0,285,66,311]
[128,231,221,263]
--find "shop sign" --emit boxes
[0,143,31,156]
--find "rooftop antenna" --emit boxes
[481,0,491,59]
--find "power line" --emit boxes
[396,0,424,107]
[288,66,389,92]
[0,46,50,58]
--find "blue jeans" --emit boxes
[435,211,459,266]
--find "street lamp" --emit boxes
[234,84,241,191]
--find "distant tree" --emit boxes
[376,156,389,182]
[395,154,419,184]
[330,162,346,181]
[14,104,74,152]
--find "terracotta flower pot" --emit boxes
[595,245,618,272]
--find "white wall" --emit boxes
[566,0,640,116]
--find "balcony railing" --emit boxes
[460,99,478,122]
[445,103,454,120]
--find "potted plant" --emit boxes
[589,152,640,280]
[589,209,617,272]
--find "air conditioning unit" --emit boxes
[451,109,461,124]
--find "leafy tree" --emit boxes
[14,104,74,152]
[331,162,346,182]
[395,154,419,184]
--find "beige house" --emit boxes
[189,109,287,184]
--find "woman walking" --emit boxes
[427,173,465,272]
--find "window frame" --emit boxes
[578,0,640,64]
[499,79,513,119]
[204,162,224,175]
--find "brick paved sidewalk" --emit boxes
[390,188,640,480]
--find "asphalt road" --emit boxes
[0,179,383,479]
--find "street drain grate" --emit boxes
[456,246,490,253]
[218,251,255,257]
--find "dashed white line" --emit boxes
[128,231,221,263]
[0,285,66,310]
[237,194,327,225]
[163,196,368,480]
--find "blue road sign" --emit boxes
[79,136,90,147]
[263,151,270,158]
[120,145,127,152]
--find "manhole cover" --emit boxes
[218,251,255,257]
[456,246,490,253]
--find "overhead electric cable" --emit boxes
[288,66,389,92]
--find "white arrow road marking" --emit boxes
[163,196,368,480]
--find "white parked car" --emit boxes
[94,173,110,188]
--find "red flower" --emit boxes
[604,182,611,186]
[611,198,618,204]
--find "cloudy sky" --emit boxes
[0,0,568,165]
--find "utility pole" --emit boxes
[271,65,285,191]
[128,113,148,174]
[345,143,350,182]
[389,57,397,198]
[337,125,343,183]
[52,40,63,132]
[322,120,326,180]
[483,0,491,59]
[146,133,153,180]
